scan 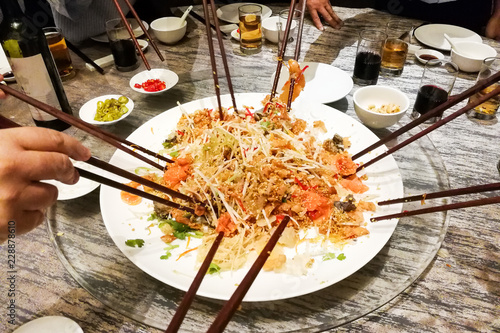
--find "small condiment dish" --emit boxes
[415,49,445,65]
[137,39,148,53]
[79,94,134,125]
[353,85,410,129]
[129,68,179,95]
[151,17,187,44]
[450,41,497,72]
[262,16,296,44]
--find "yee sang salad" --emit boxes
[120,61,377,274]
[121,101,377,274]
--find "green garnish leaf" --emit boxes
[169,150,179,158]
[148,212,159,221]
[160,244,179,260]
[159,219,200,240]
[322,252,347,261]
[125,239,145,248]
[322,253,337,261]
[162,141,174,149]
[208,263,221,275]
[260,121,271,130]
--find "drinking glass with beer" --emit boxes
[380,20,413,76]
[238,4,262,55]
[467,57,500,122]
[43,27,75,80]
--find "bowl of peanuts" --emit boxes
[353,85,410,129]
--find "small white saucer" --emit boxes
[231,29,240,41]
[415,49,445,65]
[13,316,83,333]
[42,160,100,200]
[129,68,179,95]
[79,94,134,125]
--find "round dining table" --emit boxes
[1,4,498,333]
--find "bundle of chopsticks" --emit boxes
[1,0,500,331]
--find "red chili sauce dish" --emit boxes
[134,79,167,92]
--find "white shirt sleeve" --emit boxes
[48,0,137,43]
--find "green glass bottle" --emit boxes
[0,0,72,131]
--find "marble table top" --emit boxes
[0,4,498,333]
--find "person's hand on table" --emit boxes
[0,87,91,242]
[486,12,500,40]
[301,0,343,31]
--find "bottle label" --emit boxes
[9,54,58,121]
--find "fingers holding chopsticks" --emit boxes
[0,127,90,242]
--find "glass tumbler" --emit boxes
[106,18,140,72]
[467,56,500,122]
[43,27,75,80]
[380,20,412,76]
[411,60,459,124]
[238,4,263,55]
[352,29,387,86]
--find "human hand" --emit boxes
[486,14,500,40]
[0,127,91,242]
[301,0,342,31]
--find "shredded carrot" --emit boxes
[186,236,191,249]
[176,247,199,261]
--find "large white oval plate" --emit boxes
[414,24,482,51]
[100,93,403,302]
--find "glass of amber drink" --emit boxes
[43,27,75,80]
[380,20,412,76]
[238,4,262,55]
[467,57,500,122]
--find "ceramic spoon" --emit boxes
[179,5,193,27]
[444,33,475,57]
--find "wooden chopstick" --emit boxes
[86,156,205,206]
[206,216,291,333]
[208,0,237,113]
[110,0,151,70]
[378,182,500,206]
[352,70,500,161]
[0,84,172,171]
[0,115,204,207]
[270,0,298,100]
[76,167,197,214]
[370,195,500,222]
[355,84,500,173]
[118,0,165,62]
[286,0,307,111]
[66,40,105,75]
[165,231,224,333]
[201,0,223,120]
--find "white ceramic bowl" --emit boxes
[129,68,179,95]
[353,86,410,129]
[79,94,134,125]
[151,17,187,44]
[451,41,497,72]
[415,49,445,65]
[262,16,297,44]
